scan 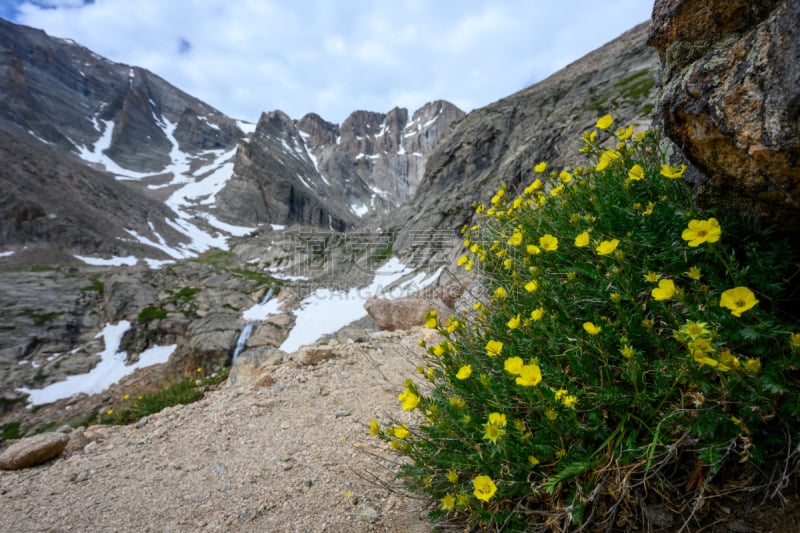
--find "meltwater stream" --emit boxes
[232,288,275,364]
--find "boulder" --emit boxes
[227,346,285,389]
[648,0,800,241]
[0,432,69,470]
[293,345,337,366]
[364,297,449,331]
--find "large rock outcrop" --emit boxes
[648,0,800,241]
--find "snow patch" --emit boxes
[74,255,138,266]
[351,203,369,217]
[278,258,438,353]
[296,174,313,189]
[17,321,176,406]
[242,297,282,322]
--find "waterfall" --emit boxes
[260,287,274,304]
[232,288,275,364]
[232,323,254,364]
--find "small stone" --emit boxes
[271,383,285,392]
[0,432,70,470]
[83,441,98,454]
[135,416,149,429]
[356,504,379,523]
[210,464,227,474]
[334,410,351,418]
[71,470,90,483]
[280,421,291,430]
[64,427,89,455]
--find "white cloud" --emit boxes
[14,0,653,124]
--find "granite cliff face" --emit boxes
[648,0,800,242]
[0,18,250,261]
[0,18,241,173]
[215,101,464,228]
[384,22,659,258]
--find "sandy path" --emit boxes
[0,329,434,533]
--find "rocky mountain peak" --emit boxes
[296,112,338,145]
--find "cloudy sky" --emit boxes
[2,0,653,124]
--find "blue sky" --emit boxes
[2,0,653,124]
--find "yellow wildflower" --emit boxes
[595,239,619,256]
[686,266,702,280]
[627,164,645,182]
[456,365,472,380]
[651,278,676,301]
[660,164,687,179]
[720,286,759,317]
[550,184,564,197]
[485,340,503,357]
[123,394,129,400]
[534,161,547,173]
[447,470,458,484]
[369,419,380,436]
[528,455,540,465]
[490,188,505,205]
[524,178,543,195]
[516,364,542,386]
[473,475,497,502]
[559,170,572,183]
[493,287,507,299]
[545,409,558,420]
[524,280,538,293]
[526,244,541,255]
[504,356,524,375]
[425,310,437,329]
[596,152,611,171]
[507,314,521,329]
[483,423,503,443]
[616,125,634,140]
[744,358,761,374]
[562,395,577,408]
[539,234,558,251]
[449,396,465,408]
[620,345,635,359]
[488,412,507,427]
[457,493,471,507]
[441,494,455,511]
[645,271,661,283]
[398,389,420,411]
[574,231,590,247]
[457,255,468,266]
[393,425,409,439]
[530,308,544,321]
[583,322,601,335]
[507,231,524,246]
[682,218,722,247]
[596,114,613,130]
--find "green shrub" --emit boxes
[137,305,168,323]
[100,367,229,425]
[375,116,800,530]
